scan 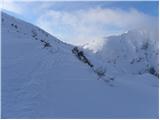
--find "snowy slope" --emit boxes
[83,30,159,77]
[1,12,159,118]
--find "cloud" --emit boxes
[2,1,158,48]
[36,7,158,46]
[2,0,24,14]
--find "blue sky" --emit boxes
[3,1,159,22]
[38,1,158,15]
[2,0,159,45]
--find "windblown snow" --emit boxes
[1,12,159,118]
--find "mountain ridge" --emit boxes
[1,12,158,118]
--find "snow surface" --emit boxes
[83,29,159,76]
[1,12,159,118]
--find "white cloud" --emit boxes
[1,1,158,47]
[36,7,158,46]
[1,0,24,14]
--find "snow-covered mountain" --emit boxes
[83,30,159,77]
[1,12,158,118]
